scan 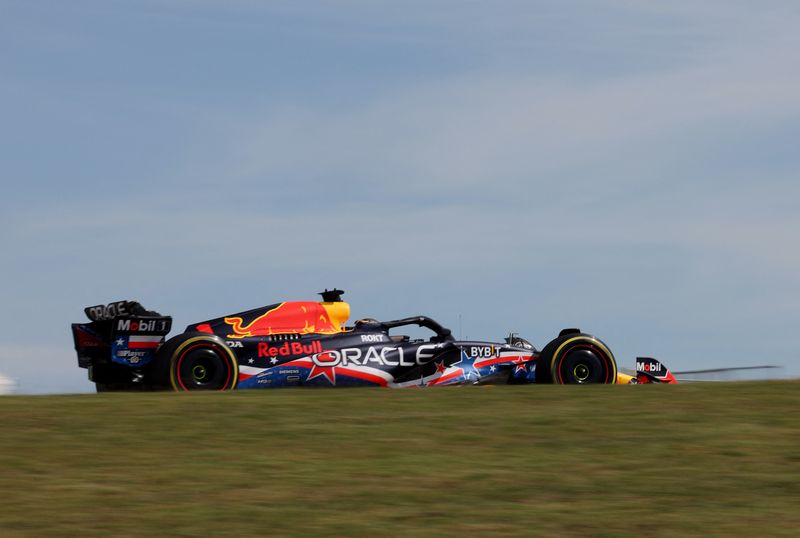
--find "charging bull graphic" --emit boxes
[225,301,346,338]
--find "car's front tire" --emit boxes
[536,333,617,384]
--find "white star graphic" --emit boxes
[116,338,125,346]
[248,358,254,364]
[490,365,496,373]
[270,357,278,365]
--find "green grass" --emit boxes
[1,382,799,537]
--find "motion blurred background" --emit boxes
[2,1,798,393]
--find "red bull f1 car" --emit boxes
[71,289,677,392]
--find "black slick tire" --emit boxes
[536,333,617,384]
[156,334,238,391]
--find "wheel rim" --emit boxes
[192,364,208,382]
[573,363,591,382]
[175,343,233,390]
[556,345,611,384]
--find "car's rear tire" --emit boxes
[536,333,617,384]
[157,334,238,391]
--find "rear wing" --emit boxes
[72,301,172,369]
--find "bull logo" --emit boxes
[225,302,341,339]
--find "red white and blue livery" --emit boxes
[71,289,676,392]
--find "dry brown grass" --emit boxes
[1,381,798,536]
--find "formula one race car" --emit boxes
[71,290,676,392]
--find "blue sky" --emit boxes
[1,1,799,393]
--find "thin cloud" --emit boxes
[199,23,799,209]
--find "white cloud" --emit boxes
[0,345,92,394]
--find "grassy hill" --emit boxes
[1,382,798,537]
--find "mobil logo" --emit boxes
[116,318,169,333]
[636,358,663,373]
